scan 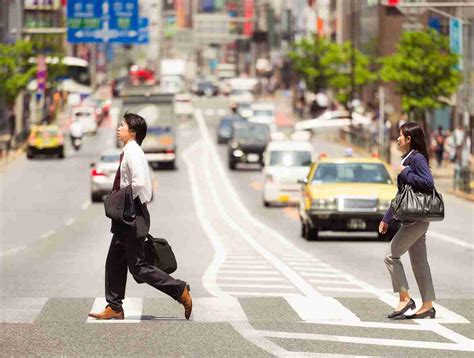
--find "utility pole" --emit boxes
[350,0,356,119]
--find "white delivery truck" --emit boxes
[160,59,186,94]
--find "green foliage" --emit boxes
[0,41,36,106]
[288,35,333,93]
[289,36,376,106]
[380,29,461,118]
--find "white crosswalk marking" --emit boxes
[0,297,48,323]
[87,298,143,323]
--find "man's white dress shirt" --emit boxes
[119,140,152,204]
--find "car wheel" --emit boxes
[58,148,65,159]
[300,221,307,238]
[229,160,236,170]
[263,199,271,207]
[168,160,176,170]
[305,226,319,241]
[27,150,34,159]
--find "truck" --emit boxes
[120,85,177,169]
[160,59,186,94]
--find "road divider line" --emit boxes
[182,140,227,298]
[225,292,299,297]
[220,264,273,269]
[317,287,367,293]
[0,245,26,257]
[40,230,56,239]
[308,279,357,285]
[81,200,91,211]
[219,270,280,275]
[429,231,474,250]
[65,217,76,226]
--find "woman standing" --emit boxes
[379,122,437,319]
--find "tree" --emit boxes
[380,29,461,122]
[0,41,36,106]
[288,35,333,93]
[325,41,377,107]
[289,36,376,107]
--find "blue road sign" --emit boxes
[450,18,463,70]
[137,17,150,45]
[67,0,140,44]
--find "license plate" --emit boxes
[347,219,366,230]
[247,154,259,162]
[279,195,290,202]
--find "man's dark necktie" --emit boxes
[112,152,124,191]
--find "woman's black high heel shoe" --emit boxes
[405,307,436,319]
[387,298,416,319]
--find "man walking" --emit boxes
[89,113,192,320]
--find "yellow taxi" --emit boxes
[298,156,398,241]
[27,124,65,159]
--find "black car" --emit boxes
[194,80,218,96]
[228,122,270,170]
[217,115,246,144]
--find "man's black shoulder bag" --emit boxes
[144,234,178,274]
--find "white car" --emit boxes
[249,102,276,125]
[295,110,371,131]
[71,105,98,134]
[174,94,193,119]
[262,140,314,207]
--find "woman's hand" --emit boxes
[379,221,388,235]
[397,165,408,174]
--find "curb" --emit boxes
[447,189,474,202]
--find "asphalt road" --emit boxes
[1,95,473,357]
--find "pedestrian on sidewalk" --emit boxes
[89,113,192,320]
[432,126,446,167]
[379,122,437,320]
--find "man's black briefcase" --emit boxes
[144,234,178,274]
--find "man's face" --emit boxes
[117,120,135,144]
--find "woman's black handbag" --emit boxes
[390,185,444,222]
[144,234,178,274]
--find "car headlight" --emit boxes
[377,200,391,211]
[233,149,243,157]
[230,142,239,149]
[311,198,337,210]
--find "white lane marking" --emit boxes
[226,292,298,297]
[295,267,341,273]
[290,262,329,267]
[317,287,367,293]
[221,264,272,269]
[219,270,280,275]
[81,200,91,211]
[216,109,226,116]
[65,217,76,226]
[195,108,358,322]
[429,231,474,250]
[204,109,215,116]
[259,330,474,352]
[224,261,271,265]
[283,257,320,262]
[226,256,262,259]
[192,297,248,322]
[308,279,357,285]
[87,298,142,323]
[285,295,359,322]
[182,141,227,298]
[0,297,48,323]
[300,272,342,278]
[218,277,285,282]
[219,283,294,289]
[306,320,432,331]
[0,245,26,257]
[40,230,56,239]
[230,322,289,357]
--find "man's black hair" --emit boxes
[123,112,147,145]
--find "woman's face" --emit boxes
[397,130,411,154]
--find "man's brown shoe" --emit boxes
[180,284,192,320]
[88,306,124,320]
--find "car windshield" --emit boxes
[234,124,269,141]
[253,109,273,117]
[312,163,392,184]
[100,154,120,163]
[269,151,312,167]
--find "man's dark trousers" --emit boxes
[105,200,186,311]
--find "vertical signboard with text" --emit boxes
[450,18,463,70]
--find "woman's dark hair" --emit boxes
[400,122,430,163]
[123,112,147,145]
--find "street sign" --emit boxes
[137,17,149,45]
[450,17,463,70]
[36,55,47,95]
[67,0,139,44]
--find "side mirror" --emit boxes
[297,178,308,185]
